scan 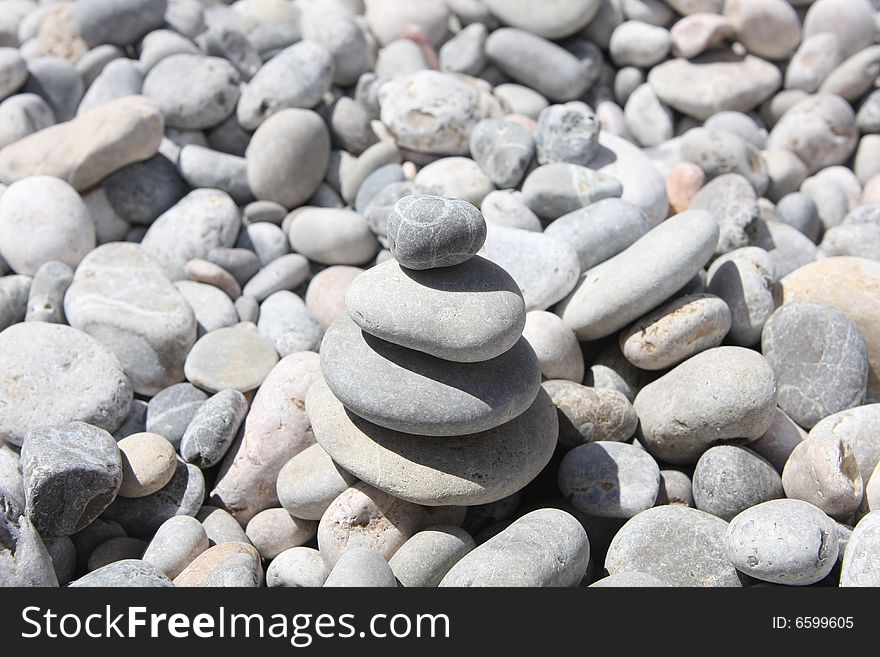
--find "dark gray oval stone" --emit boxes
[320,314,541,437]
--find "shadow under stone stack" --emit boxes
[307,194,558,506]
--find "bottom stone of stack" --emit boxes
[306,376,558,507]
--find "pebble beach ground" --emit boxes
[1,0,880,588]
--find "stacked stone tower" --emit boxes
[306,194,558,506]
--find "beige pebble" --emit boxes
[245,508,317,560]
[304,266,364,329]
[184,258,241,299]
[666,162,705,214]
[117,432,177,498]
[782,436,864,521]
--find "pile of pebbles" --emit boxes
[1,0,880,588]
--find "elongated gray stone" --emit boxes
[619,293,731,371]
[440,509,589,587]
[521,163,623,220]
[320,315,541,437]
[634,347,778,465]
[478,224,580,311]
[146,383,207,449]
[180,389,248,469]
[558,210,719,341]
[21,422,122,538]
[308,377,558,506]
[346,257,524,363]
[390,526,475,587]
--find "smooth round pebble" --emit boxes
[117,432,177,498]
[692,446,784,521]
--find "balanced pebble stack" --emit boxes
[310,194,558,507]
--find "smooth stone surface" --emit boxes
[810,404,880,481]
[346,257,524,363]
[606,505,741,587]
[544,198,650,273]
[0,93,55,150]
[73,0,168,47]
[184,259,241,300]
[648,54,781,121]
[484,0,600,39]
[305,266,363,329]
[762,304,869,430]
[840,512,880,586]
[173,541,263,587]
[389,525,475,587]
[414,157,495,207]
[266,547,329,588]
[87,537,147,571]
[317,482,431,566]
[782,436,863,521]
[480,190,542,232]
[521,163,623,220]
[620,293,731,371]
[21,422,122,538]
[726,499,839,585]
[559,441,661,518]
[385,195,487,270]
[277,443,358,522]
[102,459,204,538]
[211,352,322,523]
[478,224,580,311]
[680,127,768,194]
[69,559,173,588]
[184,324,279,394]
[535,102,599,166]
[802,0,876,59]
[692,446,783,521]
[287,208,379,266]
[656,469,694,508]
[705,246,775,346]
[521,311,584,382]
[485,28,597,102]
[543,380,638,448]
[141,189,241,282]
[117,433,177,498]
[180,389,248,469]
[439,509,590,587]
[320,315,541,437]
[242,254,310,302]
[24,261,72,324]
[178,145,252,205]
[308,377,558,506]
[257,291,323,356]
[142,515,208,579]
[749,219,818,279]
[689,174,758,255]
[669,13,734,59]
[174,280,238,336]
[236,41,334,130]
[245,508,317,560]
[0,95,163,191]
[634,347,778,465]
[246,109,330,209]
[324,548,396,588]
[64,243,197,396]
[766,94,858,175]
[145,383,207,449]
[0,176,95,275]
[0,322,132,446]
[780,258,880,402]
[610,20,670,68]
[197,506,249,546]
[558,210,718,341]
[380,70,503,156]
[749,408,806,473]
